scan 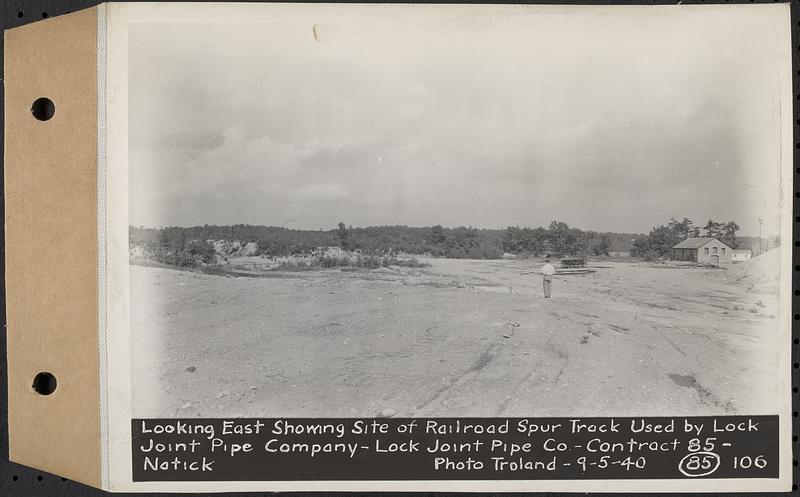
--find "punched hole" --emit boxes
[30,97,55,121]
[32,372,57,395]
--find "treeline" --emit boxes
[501,222,632,257]
[334,223,507,259]
[130,227,219,267]
[630,217,740,260]
[736,235,781,256]
[130,222,639,262]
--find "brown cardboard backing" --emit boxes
[4,7,101,488]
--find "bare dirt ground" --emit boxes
[130,254,782,418]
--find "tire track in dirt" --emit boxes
[642,321,688,357]
[412,344,501,414]
[492,329,581,416]
[543,340,570,384]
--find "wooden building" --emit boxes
[670,237,733,265]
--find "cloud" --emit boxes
[295,183,349,201]
[128,8,786,236]
[301,144,377,170]
[155,129,225,150]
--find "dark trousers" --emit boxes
[543,275,552,298]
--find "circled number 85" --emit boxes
[678,452,720,477]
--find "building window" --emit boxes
[713,247,718,254]
[704,247,709,255]
[721,247,726,254]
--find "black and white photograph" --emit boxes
[123,3,791,425]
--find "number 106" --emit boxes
[732,455,767,469]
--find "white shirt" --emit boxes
[541,263,555,276]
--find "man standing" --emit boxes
[540,259,555,298]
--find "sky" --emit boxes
[127,5,788,236]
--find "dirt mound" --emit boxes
[211,240,259,257]
[129,245,152,261]
[733,247,781,292]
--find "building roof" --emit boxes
[732,249,752,254]
[672,237,732,250]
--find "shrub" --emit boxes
[382,256,429,268]
[318,255,351,268]
[356,255,382,268]
[184,240,217,263]
[149,239,216,267]
[642,250,660,262]
[278,260,311,271]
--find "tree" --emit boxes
[182,239,216,265]
[631,235,651,258]
[430,225,446,246]
[336,222,352,251]
[667,217,696,241]
[502,226,525,254]
[548,221,571,257]
[702,219,724,239]
[595,234,611,256]
[503,226,550,256]
[721,221,740,249]
[647,225,681,257]
[698,219,739,248]
[528,227,548,256]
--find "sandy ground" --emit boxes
[130,256,782,418]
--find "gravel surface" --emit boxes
[130,255,781,418]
